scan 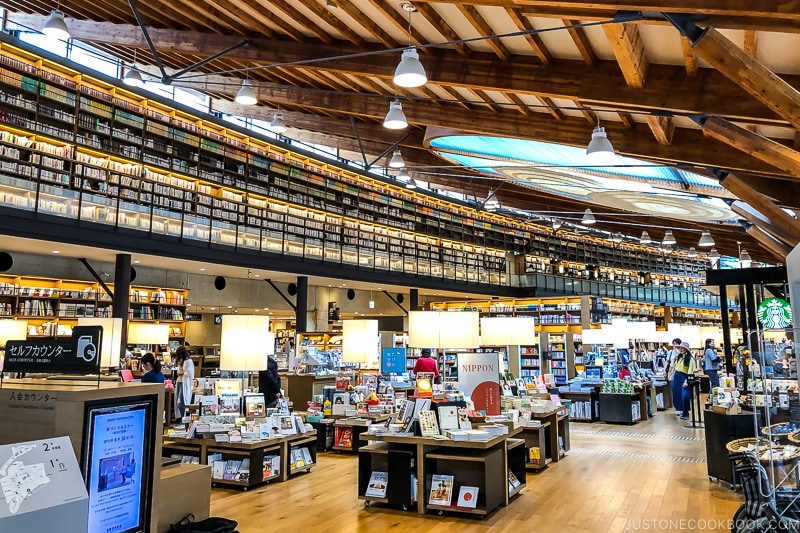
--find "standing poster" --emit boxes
[381,348,406,374]
[458,352,501,415]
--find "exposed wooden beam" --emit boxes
[294,0,367,46]
[562,19,598,66]
[505,93,535,116]
[574,100,596,124]
[646,115,675,145]
[691,27,800,129]
[703,116,800,181]
[539,96,564,121]
[413,3,469,56]
[335,0,398,49]
[458,5,511,62]
[470,89,502,112]
[505,8,552,65]
[15,17,800,127]
[721,173,800,244]
[261,0,332,43]
[213,0,283,40]
[679,37,699,77]
[733,173,800,210]
[364,0,426,49]
[603,23,648,88]
[745,224,793,263]
[436,84,472,110]
[617,112,635,128]
[743,30,758,57]
[729,202,799,249]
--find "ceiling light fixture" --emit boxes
[581,208,596,225]
[406,179,417,190]
[585,119,616,164]
[269,112,287,133]
[698,230,715,247]
[552,219,563,231]
[484,191,500,212]
[662,230,677,246]
[740,249,752,268]
[709,248,721,260]
[389,150,405,168]
[383,99,408,129]
[235,80,257,106]
[640,231,651,244]
[394,4,426,88]
[42,10,70,40]
[610,232,624,243]
[123,68,143,88]
[687,246,698,257]
[396,167,411,183]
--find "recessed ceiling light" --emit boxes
[200,268,206,271]
[133,260,140,264]
[227,305,233,309]
[255,274,260,278]
[269,312,273,315]
[52,250,60,254]
[210,307,216,310]
[255,309,260,312]
[264,308,269,311]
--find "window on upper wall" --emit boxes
[69,42,119,78]
[174,87,209,113]
[18,31,68,58]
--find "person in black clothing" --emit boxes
[258,356,281,408]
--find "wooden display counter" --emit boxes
[162,430,317,490]
[280,373,338,408]
[530,410,570,462]
[157,463,211,532]
[333,414,392,453]
[358,429,524,516]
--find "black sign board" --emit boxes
[328,302,340,323]
[4,326,103,374]
[186,313,203,321]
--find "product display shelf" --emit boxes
[333,416,390,453]
[287,435,318,478]
[559,391,599,422]
[598,392,643,425]
[358,441,416,511]
[519,343,540,378]
[506,438,527,498]
[358,429,522,516]
[530,410,570,463]
[515,423,551,471]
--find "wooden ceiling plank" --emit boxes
[617,112,635,128]
[562,19,597,66]
[679,37,699,77]
[214,0,285,40]
[744,30,758,57]
[691,27,800,129]
[573,99,596,124]
[458,5,511,62]
[646,115,675,145]
[703,116,800,181]
[721,173,800,243]
[170,0,252,35]
[29,17,800,127]
[261,0,332,43]
[364,0,426,48]
[505,92,535,116]
[335,0,398,48]
[293,0,367,46]
[505,8,552,65]
[436,84,472,110]
[470,88,502,112]
[413,3,469,56]
[296,67,344,91]
[603,23,649,88]
[539,96,564,120]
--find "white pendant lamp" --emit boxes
[43,10,70,40]
[662,230,677,246]
[610,232,624,243]
[698,230,715,247]
[581,208,596,225]
[396,167,411,183]
[552,219,563,231]
[383,99,408,129]
[688,246,698,257]
[640,230,651,244]
[406,179,417,190]
[235,80,257,106]
[709,248,721,260]
[393,48,427,88]
[389,150,405,168]
[585,123,616,164]
[484,191,500,212]
[123,68,143,87]
[269,112,287,133]
[739,249,752,268]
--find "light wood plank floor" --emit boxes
[210,412,744,532]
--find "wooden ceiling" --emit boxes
[6,1,800,263]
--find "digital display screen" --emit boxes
[83,400,154,533]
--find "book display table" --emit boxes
[358,429,525,517]
[333,414,392,453]
[162,431,316,490]
[530,410,570,463]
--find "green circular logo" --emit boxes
[757,297,793,329]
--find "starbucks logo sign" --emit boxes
[757,297,793,329]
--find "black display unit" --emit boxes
[704,409,757,487]
[81,395,159,533]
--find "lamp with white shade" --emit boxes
[0,320,27,347]
[220,315,273,371]
[342,319,379,366]
[127,323,169,346]
[79,317,123,368]
[408,311,480,349]
[480,317,536,346]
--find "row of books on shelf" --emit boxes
[130,290,186,305]
[0,283,103,299]
[57,302,107,318]
[567,400,597,420]
[289,446,314,470]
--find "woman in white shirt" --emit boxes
[173,346,194,418]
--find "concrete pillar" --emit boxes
[296,276,308,332]
[112,254,131,355]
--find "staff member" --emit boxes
[413,348,439,380]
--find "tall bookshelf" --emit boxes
[542,332,575,384]
[519,341,540,378]
[0,274,187,344]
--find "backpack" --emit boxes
[170,514,238,533]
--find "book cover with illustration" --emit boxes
[428,474,454,506]
[365,471,388,498]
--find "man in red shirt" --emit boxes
[413,349,439,378]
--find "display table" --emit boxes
[333,414,392,453]
[515,423,551,470]
[704,410,756,487]
[281,374,338,408]
[530,410,570,462]
[358,429,524,516]
[157,463,211,532]
[162,430,317,490]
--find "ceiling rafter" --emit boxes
[617,112,635,128]
[334,0,398,49]
[364,0,426,49]
[646,115,675,145]
[211,0,281,40]
[603,22,648,89]
[504,8,552,65]
[538,96,564,121]
[293,0,366,47]
[679,36,698,77]
[262,0,331,44]
[505,92,535,116]
[743,29,758,57]
[413,3,469,56]
[457,4,511,62]
[562,19,598,66]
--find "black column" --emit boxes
[720,289,734,373]
[739,285,749,352]
[295,276,308,332]
[745,282,760,358]
[112,253,131,357]
[409,288,418,312]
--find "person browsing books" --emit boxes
[140,353,165,384]
[258,355,282,409]
[174,346,194,418]
[672,342,697,420]
[413,349,439,379]
[702,338,721,389]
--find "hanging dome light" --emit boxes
[708,248,721,260]
[739,249,752,268]
[406,179,417,190]
[42,10,70,40]
[393,48,427,88]
[581,208,596,225]
[123,67,143,88]
[585,125,617,164]
[396,167,411,183]
[235,80,257,106]
[484,191,500,212]
[552,219,563,231]
[383,99,408,129]
[269,112,286,133]
[698,230,715,247]
[389,150,405,168]
[662,230,677,246]
[688,247,698,257]
[610,232,624,243]
[640,231,651,244]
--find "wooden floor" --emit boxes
[210,412,743,532]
